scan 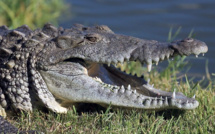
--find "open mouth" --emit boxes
[86,59,199,110]
[40,56,199,110]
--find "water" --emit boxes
[59,0,215,79]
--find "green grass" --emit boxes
[0,0,66,29]
[8,74,215,133]
[1,1,215,133]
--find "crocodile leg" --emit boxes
[29,57,68,113]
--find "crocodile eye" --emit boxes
[86,36,97,42]
[85,33,101,43]
[182,38,194,43]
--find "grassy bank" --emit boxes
[9,69,215,133]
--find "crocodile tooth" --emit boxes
[195,55,198,58]
[107,59,111,65]
[158,100,163,106]
[120,85,125,93]
[151,84,154,87]
[127,84,131,90]
[192,94,195,99]
[170,98,176,105]
[144,99,151,106]
[147,78,150,84]
[172,89,176,99]
[108,63,111,67]
[202,53,204,56]
[152,97,157,106]
[164,97,168,106]
[156,62,158,66]
[161,55,165,60]
[133,90,136,94]
[147,64,152,72]
[158,97,163,106]
[124,55,130,61]
[166,53,170,59]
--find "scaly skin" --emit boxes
[0,24,208,133]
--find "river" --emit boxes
[59,0,215,80]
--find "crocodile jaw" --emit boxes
[40,60,199,110]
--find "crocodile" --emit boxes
[0,24,208,133]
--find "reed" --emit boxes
[0,0,66,29]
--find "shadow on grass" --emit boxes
[154,109,185,119]
[76,103,106,115]
[75,103,185,120]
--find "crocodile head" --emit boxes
[38,24,207,111]
[0,24,208,115]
